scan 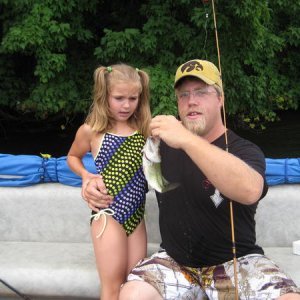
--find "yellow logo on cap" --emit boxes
[181,60,204,73]
[174,59,223,90]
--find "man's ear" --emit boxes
[218,94,224,108]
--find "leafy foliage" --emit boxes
[0,0,299,130]
[0,0,98,121]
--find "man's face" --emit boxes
[175,79,222,137]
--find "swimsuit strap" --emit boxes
[91,208,115,238]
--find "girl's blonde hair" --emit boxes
[85,63,151,138]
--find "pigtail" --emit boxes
[85,66,112,132]
[135,69,151,138]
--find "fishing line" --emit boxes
[201,1,209,60]
[211,1,239,299]
[0,278,32,300]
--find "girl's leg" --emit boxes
[91,215,128,300]
[127,219,147,274]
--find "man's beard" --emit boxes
[182,117,206,135]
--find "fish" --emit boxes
[142,137,179,193]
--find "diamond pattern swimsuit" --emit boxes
[93,132,147,235]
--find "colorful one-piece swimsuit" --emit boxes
[92,131,147,236]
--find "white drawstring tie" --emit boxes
[91,208,115,238]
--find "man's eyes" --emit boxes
[194,90,208,97]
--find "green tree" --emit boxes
[95,0,300,128]
[1,0,299,129]
[0,0,99,121]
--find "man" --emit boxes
[84,59,300,299]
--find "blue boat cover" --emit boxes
[0,154,299,187]
[0,153,96,187]
[265,158,300,186]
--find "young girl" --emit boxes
[67,63,151,300]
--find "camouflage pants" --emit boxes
[127,250,300,300]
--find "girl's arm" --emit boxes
[67,124,113,211]
[67,123,94,181]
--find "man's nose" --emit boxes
[187,93,198,105]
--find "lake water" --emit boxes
[1,110,299,158]
[234,110,300,158]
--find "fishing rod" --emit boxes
[209,1,239,298]
[0,278,32,300]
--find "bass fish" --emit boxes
[142,137,179,193]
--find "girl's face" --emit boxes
[108,82,140,123]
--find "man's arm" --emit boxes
[150,115,264,205]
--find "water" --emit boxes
[0,110,299,158]
[233,110,300,158]
[0,115,81,157]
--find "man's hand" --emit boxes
[150,115,194,149]
[82,175,113,211]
